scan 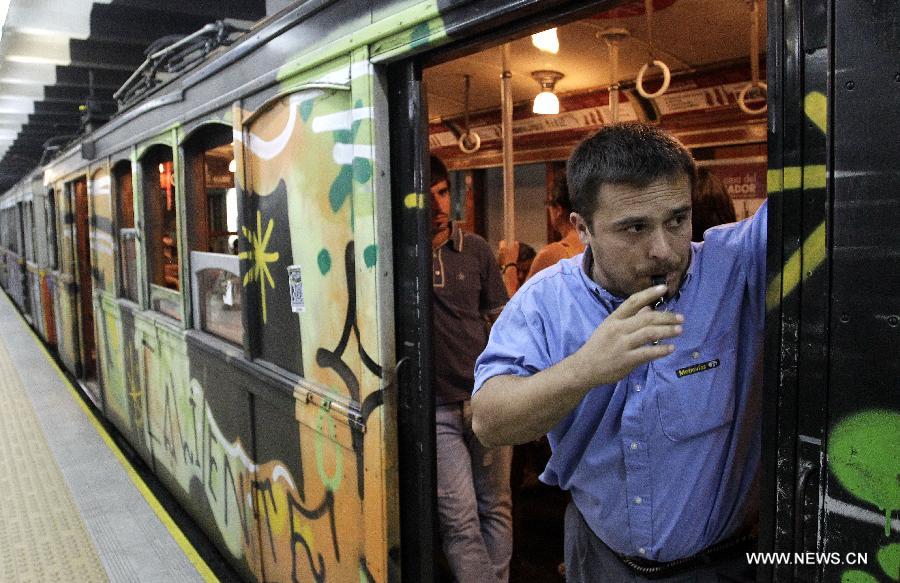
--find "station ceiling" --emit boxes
[0,0,268,192]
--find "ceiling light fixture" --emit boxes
[531,70,564,115]
[531,28,559,54]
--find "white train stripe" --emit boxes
[190,378,296,490]
[237,91,323,160]
[332,143,375,165]
[824,496,900,533]
[312,107,373,133]
[350,61,372,80]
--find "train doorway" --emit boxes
[393,1,770,581]
[16,201,30,318]
[68,176,99,395]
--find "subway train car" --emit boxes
[0,1,897,582]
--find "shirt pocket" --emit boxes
[653,338,737,442]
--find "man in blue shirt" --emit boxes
[472,124,764,581]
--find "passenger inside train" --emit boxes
[423,1,767,580]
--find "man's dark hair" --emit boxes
[567,123,696,224]
[430,155,449,187]
[550,173,574,214]
[517,242,537,263]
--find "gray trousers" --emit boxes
[436,400,513,583]
[564,502,756,582]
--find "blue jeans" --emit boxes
[436,400,513,583]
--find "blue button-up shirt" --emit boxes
[474,202,767,562]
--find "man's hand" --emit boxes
[499,239,521,297]
[473,284,684,446]
[567,284,683,388]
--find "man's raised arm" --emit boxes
[472,284,684,446]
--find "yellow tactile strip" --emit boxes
[0,339,108,583]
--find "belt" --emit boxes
[616,532,756,579]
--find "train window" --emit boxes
[6,207,19,255]
[46,189,58,270]
[0,209,8,251]
[191,257,243,345]
[141,145,181,320]
[185,126,239,255]
[113,160,139,302]
[90,167,116,294]
[184,125,244,345]
[23,201,34,261]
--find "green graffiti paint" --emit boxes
[317,249,332,275]
[841,570,879,583]
[878,543,899,581]
[828,410,900,536]
[353,158,372,184]
[363,245,376,269]
[351,100,363,138]
[328,165,353,212]
[333,129,352,143]
[300,98,314,122]
[410,21,431,49]
[314,408,344,491]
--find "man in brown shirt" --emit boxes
[430,156,512,583]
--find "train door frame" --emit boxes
[762,2,900,581]
[15,200,29,315]
[66,174,100,388]
[43,186,59,346]
[21,199,37,320]
[387,0,714,580]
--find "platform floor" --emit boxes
[0,290,213,583]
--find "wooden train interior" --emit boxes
[184,126,239,256]
[113,160,139,303]
[141,145,182,320]
[416,1,769,580]
[17,201,31,318]
[43,187,58,346]
[68,176,99,393]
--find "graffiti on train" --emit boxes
[88,63,390,581]
[829,410,900,583]
[235,68,388,580]
[237,73,384,411]
[91,317,375,582]
[52,46,402,580]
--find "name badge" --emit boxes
[676,359,720,378]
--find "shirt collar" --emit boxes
[448,223,465,252]
[434,223,465,253]
[578,244,697,309]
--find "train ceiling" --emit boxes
[425,0,768,123]
[0,0,268,192]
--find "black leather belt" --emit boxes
[616,532,756,579]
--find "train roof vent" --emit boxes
[114,20,249,110]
